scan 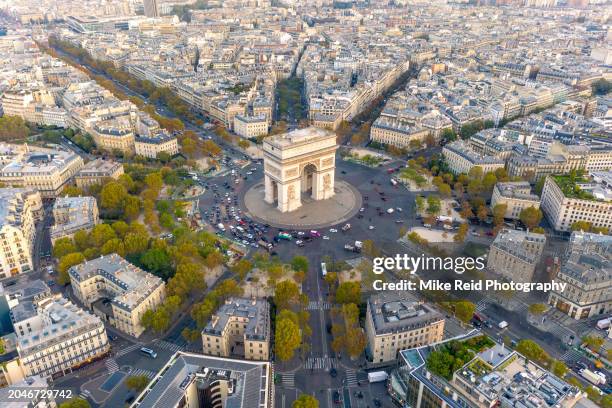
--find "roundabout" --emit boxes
[242,179,362,229]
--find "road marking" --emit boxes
[345,368,358,387]
[114,343,141,358]
[279,372,295,387]
[105,358,119,374]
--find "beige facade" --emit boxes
[0,188,43,279]
[442,141,505,175]
[548,232,611,320]
[90,121,135,154]
[69,254,166,338]
[540,175,612,232]
[487,229,546,283]
[134,135,179,159]
[202,297,270,361]
[365,294,444,363]
[16,294,109,379]
[490,181,540,220]
[50,196,99,244]
[0,144,84,198]
[263,127,337,212]
[75,159,124,189]
[234,114,269,139]
[369,117,430,149]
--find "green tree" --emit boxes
[275,310,302,361]
[482,172,497,192]
[468,166,483,180]
[292,394,319,408]
[58,252,85,285]
[345,326,368,359]
[100,181,128,214]
[53,237,78,258]
[582,335,604,352]
[232,259,253,281]
[415,195,425,213]
[335,281,361,305]
[571,221,592,232]
[477,205,488,222]
[141,248,172,279]
[124,232,149,255]
[551,360,568,378]
[438,183,452,197]
[492,204,507,228]
[125,375,150,392]
[454,301,475,324]
[519,207,543,229]
[91,223,117,247]
[101,238,126,257]
[274,280,301,310]
[59,398,91,408]
[62,185,85,197]
[454,223,468,242]
[426,195,441,215]
[515,339,550,365]
[111,220,130,238]
[592,78,612,95]
[215,279,244,300]
[528,303,547,315]
[291,256,309,273]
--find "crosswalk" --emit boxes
[345,369,358,387]
[279,372,295,387]
[130,367,157,378]
[306,300,332,311]
[79,389,92,400]
[154,339,186,353]
[304,356,337,370]
[476,298,490,312]
[114,343,141,358]
[547,323,573,339]
[560,348,583,362]
[105,358,119,374]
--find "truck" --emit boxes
[258,240,273,252]
[580,369,606,386]
[498,321,508,329]
[217,223,225,232]
[342,223,351,232]
[437,215,453,223]
[368,371,388,383]
[277,232,293,241]
[596,317,611,330]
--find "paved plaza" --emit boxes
[243,179,361,229]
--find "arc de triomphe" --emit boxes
[263,127,337,212]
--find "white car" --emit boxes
[369,225,376,230]
[322,236,330,240]
[246,171,252,175]
[329,228,338,233]
[396,207,403,212]
[359,207,365,212]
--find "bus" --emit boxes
[321,262,327,278]
[140,347,157,359]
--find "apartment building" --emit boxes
[442,141,505,175]
[487,229,546,283]
[0,188,43,279]
[370,117,430,149]
[0,144,84,198]
[90,120,135,155]
[540,172,612,232]
[134,134,179,159]
[0,376,57,407]
[490,181,540,220]
[133,351,274,408]
[389,335,584,408]
[365,293,444,363]
[69,254,166,338]
[15,294,109,379]
[234,114,269,139]
[548,231,611,320]
[202,297,270,361]
[50,196,99,244]
[74,159,123,189]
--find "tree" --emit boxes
[438,183,452,197]
[118,174,136,193]
[582,335,604,352]
[59,398,91,408]
[415,195,425,213]
[274,280,301,310]
[426,195,441,215]
[477,205,488,222]
[454,301,475,324]
[551,360,568,378]
[112,220,130,238]
[204,251,224,270]
[292,394,319,408]
[345,326,367,359]
[361,239,381,258]
[591,78,612,95]
[100,181,128,214]
[468,166,483,180]
[62,185,85,197]
[335,281,361,305]
[124,232,149,255]
[528,303,547,315]
[232,259,253,281]
[53,237,78,258]
[515,339,550,365]
[58,252,85,285]
[151,307,170,333]
[571,221,592,232]
[467,179,482,196]
[275,310,302,361]
[91,224,117,247]
[492,204,507,228]
[519,207,543,229]
[535,177,546,194]
[460,201,474,220]
[482,173,497,192]
[454,223,468,242]
[0,115,29,142]
[215,279,244,300]
[141,248,172,279]
[101,238,126,257]
[291,256,309,274]
[125,375,150,392]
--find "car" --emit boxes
[369,225,376,230]
[323,235,330,240]
[330,367,337,377]
[125,395,135,404]
[295,240,304,247]
[47,279,55,286]
[329,228,338,233]
[341,170,347,174]
[359,207,365,212]
[373,399,382,407]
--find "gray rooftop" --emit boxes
[203,297,270,342]
[132,352,272,408]
[368,292,443,336]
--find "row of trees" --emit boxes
[0,115,30,142]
